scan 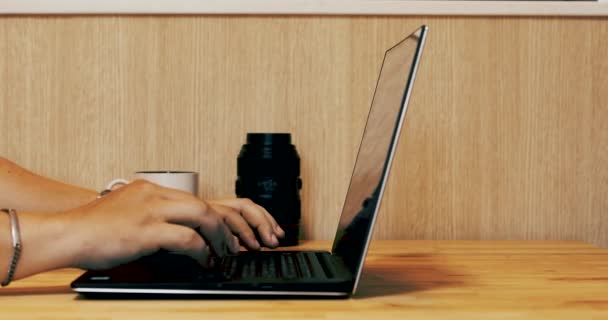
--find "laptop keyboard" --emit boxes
[217,251,325,280]
[139,251,332,282]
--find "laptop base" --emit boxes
[72,250,353,298]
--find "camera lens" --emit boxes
[236,133,302,246]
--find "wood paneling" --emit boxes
[0,16,606,246]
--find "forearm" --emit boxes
[0,211,81,282]
[0,157,97,212]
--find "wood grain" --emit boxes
[1,240,607,319]
[0,16,606,246]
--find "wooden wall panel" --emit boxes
[0,16,606,246]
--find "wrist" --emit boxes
[11,211,83,279]
[45,209,91,270]
[0,209,21,286]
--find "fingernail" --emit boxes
[271,234,278,245]
[233,238,240,252]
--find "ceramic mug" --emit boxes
[105,171,199,195]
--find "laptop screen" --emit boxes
[331,27,427,279]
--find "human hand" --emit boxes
[61,180,241,270]
[207,198,285,250]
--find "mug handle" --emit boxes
[97,178,130,199]
[104,178,130,191]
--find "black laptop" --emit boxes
[71,26,428,298]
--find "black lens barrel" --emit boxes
[236,133,302,246]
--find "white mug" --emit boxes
[105,171,199,195]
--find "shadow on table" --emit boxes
[0,285,71,296]
[353,253,471,299]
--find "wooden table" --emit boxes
[1,240,607,319]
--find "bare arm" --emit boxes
[0,210,79,281]
[0,180,284,283]
[0,157,97,212]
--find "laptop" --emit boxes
[71,25,428,298]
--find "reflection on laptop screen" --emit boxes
[332,28,425,275]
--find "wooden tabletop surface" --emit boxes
[1,240,607,319]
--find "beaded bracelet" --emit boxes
[1,209,22,287]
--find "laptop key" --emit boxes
[280,254,297,279]
[241,258,257,279]
[295,253,312,278]
[317,252,339,279]
[304,252,327,279]
[260,255,278,278]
